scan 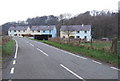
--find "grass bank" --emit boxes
[2,39,16,57]
[32,39,119,66]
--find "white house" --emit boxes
[8,26,31,37]
[8,25,57,38]
[60,25,92,41]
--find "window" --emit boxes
[77,36,79,38]
[38,30,40,32]
[10,30,11,32]
[23,30,25,32]
[77,31,79,33]
[14,30,16,32]
[43,30,45,32]
[49,30,51,33]
[33,30,34,32]
[84,31,87,33]
[18,30,20,32]
[84,36,87,39]
[63,36,65,38]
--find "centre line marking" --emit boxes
[13,60,16,65]
[36,48,48,56]
[60,64,85,80]
[92,60,102,64]
[10,67,15,74]
[110,67,120,71]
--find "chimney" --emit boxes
[82,24,84,27]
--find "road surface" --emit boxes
[2,37,119,80]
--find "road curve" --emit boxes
[2,37,119,80]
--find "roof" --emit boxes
[8,26,29,31]
[31,25,55,31]
[8,25,55,31]
[60,25,91,31]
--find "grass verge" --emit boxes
[2,40,16,57]
[31,39,119,66]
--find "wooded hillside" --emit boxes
[1,10,118,39]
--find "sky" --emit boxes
[0,0,119,25]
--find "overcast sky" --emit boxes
[0,0,119,25]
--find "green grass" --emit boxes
[0,46,1,69]
[31,39,119,65]
[81,42,111,49]
[2,40,15,57]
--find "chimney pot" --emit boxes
[82,24,84,27]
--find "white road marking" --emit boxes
[30,43,34,47]
[38,42,87,60]
[13,39,18,59]
[13,60,16,65]
[92,60,102,64]
[69,53,87,60]
[36,48,48,56]
[110,67,120,71]
[60,64,85,80]
[57,49,87,60]
[10,67,14,74]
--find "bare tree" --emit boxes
[58,13,72,38]
[65,26,74,43]
[64,13,72,43]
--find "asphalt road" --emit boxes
[2,37,119,80]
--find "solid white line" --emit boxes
[60,64,84,80]
[110,67,120,71]
[92,60,102,64]
[70,53,87,60]
[39,42,87,60]
[36,48,48,56]
[30,43,34,46]
[13,60,16,65]
[61,49,87,59]
[10,67,14,74]
[13,39,18,59]
[33,40,88,60]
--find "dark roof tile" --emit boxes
[8,26,29,31]
[31,25,55,31]
[60,25,91,31]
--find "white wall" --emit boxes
[60,30,91,41]
[75,30,91,41]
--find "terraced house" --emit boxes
[8,25,57,39]
[60,25,91,41]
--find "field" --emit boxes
[81,42,111,49]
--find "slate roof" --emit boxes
[60,25,91,31]
[8,26,29,31]
[8,25,55,31]
[31,25,55,31]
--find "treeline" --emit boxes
[1,10,118,39]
